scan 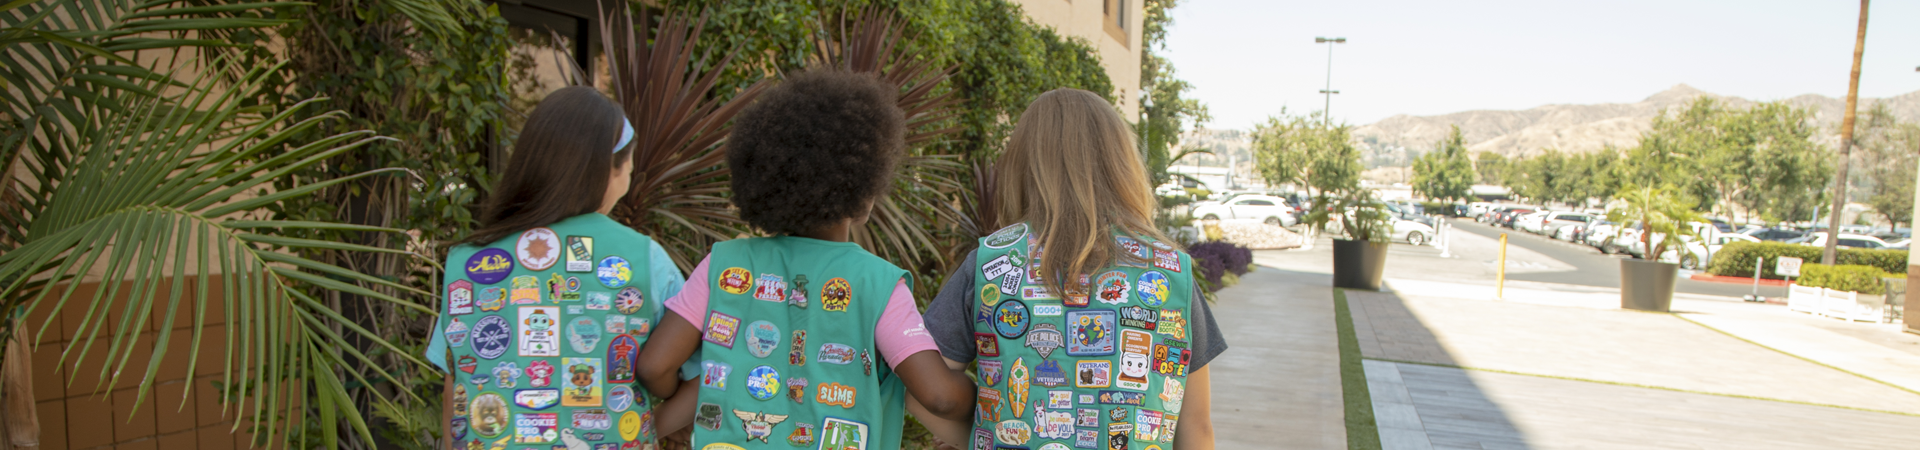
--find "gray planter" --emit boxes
[1620,259,1678,312]
[1333,239,1389,291]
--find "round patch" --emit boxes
[980,283,1002,307]
[468,392,510,438]
[1136,271,1170,307]
[994,299,1031,339]
[619,410,643,441]
[464,248,513,285]
[745,365,781,400]
[615,287,645,315]
[984,223,1028,249]
[567,316,601,353]
[608,385,635,412]
[719,267,753,295]
[597,256,632,288]
[516,227,561,271]
[745,320,780,358]
[566,276,581,291]
[1095,270,1130,305]
[470,315,512,359]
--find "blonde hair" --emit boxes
[995,89,1169,296]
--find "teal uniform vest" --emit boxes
[440,213,658,449]
[691,237,910,450]
[968,223,1196,450]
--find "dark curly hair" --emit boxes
[727,69,904,236]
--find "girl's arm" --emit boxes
[1173,366,1215,450]
[636,312,702,398]
[903,356,974,446]
[651,377,701,438]
[893,351,975,424]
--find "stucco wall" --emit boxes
[1012,0,1145,119]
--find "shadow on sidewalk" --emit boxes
[1345,284,1533,449]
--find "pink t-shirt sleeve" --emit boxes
[664,255,712,328]
[875,279,939,369]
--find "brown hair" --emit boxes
[463,86,635,246]
[995,89,1169,296]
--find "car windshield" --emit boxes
[1783,235,1814,244]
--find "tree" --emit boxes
[1138,0,1210,187]
[1412,125,1475,202]
[1853,104,1920,230]
[1824,0,1870,265]
[1608,185,1705,261]
[1253,110,1361,197]
[1474,152,1510,185]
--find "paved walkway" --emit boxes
[1207,267,1347,449]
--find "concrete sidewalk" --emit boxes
[1207,267,1347,449]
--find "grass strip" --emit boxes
[1363,356,1920,418]
[1670,313,1920,398]
[1333,289,1382,450]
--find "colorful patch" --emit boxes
[1008,358,1031,418]
[585,291,612,311]
[1075,429,1099,448]
[491,361,521,388]
[1161,377,1186,411]
[1118,329,1154,391]
[1157,308,1188,339]
[1024,324,1065,360]
[995,420,1033,446]
[510,275,542,304]
[1152,249,1182,272]
[787,377,809,404]
[1098,390,1145,406]
[984,223,1028,249]
[450,417,469,440]
[448,280,474,315]
[1066,309,1117,356]
[1116,236,1152,264]
[605,287,638,315]
[745,320,780,358]
[517,306,561,356]
[702,311,741,348]
[1095,271,1130,305]
[1134,410,1164,442]
[718,267,752,295]
[562,357,602,406]
[525,360,554,388]
[700,360,730,390]
[983,254,1017,281]
[973,429,995,450]
[817,343,856,364]
[787,274,812,308]
[788,423,816,446]
[1035,359,1068,388]
[1135,271,1170,307]
[471,315,512,359]
[444,318,470,347]
[561,237,591,273]
[1048,390,1074,409]
[695,403,724,430]
[980,283,1002,307]
[477,287,506,312]
[513,389,559,410]
[464,248,513,285]
[1023,285,1060,301]
[469,393,510,438]
[732,409,790,443]
[1075,360,1111,388]
[1039,409,1076,440]
[1076,408,1099,428]
[979,359,1004,386]
[1118,305,1158,331]
[596,256,632,288]
[516,227,562,271]
[1063,274,1091,308]
[513,412,558,444]
[456,355,478,374]
[567,316,600,353]
[994,299,1031,339]
[746,365,781,400]
[862,349,874,376]
[820,417,870,450]
[608,385,634,412]
[820,277,852,312]
[547,272,580,302]
[1107,423,1132,450]
[628,410,653,442]
[571,408,611,430]
[1154,338,1191,378]
[976,389,1004,425]
[816,382,857,408]
[451,385,469,415]
[607,334,638,383]
[789,330,807,366]
[752,273,786,302]
[1161,414,1179,443]
[627,317,649,336]
[974,333,1001,357]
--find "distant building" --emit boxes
[1013,0,1143,118]
[1168,165,1237,192]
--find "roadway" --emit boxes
[1446,219,1762,298]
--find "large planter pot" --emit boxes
[1620,259,1678,312]
[1333,238,1389,291]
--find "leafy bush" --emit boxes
[1796,264,1894,295]
[1704,241,1909,279]
[1189,241,1253,293]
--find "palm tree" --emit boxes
[1,1,428,447]
[1822,0,1871,265]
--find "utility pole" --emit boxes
[1823,0,1869,265]
[1316,36,1346,126]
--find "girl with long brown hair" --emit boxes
[923,88,1226,449]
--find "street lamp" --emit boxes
[1316,36,1346,125]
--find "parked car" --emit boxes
[1583,221,1619,250]
[1737,227,1805,242]
[1513,211,1552,232]
[1192,194,1297,227]
[1393,218,1435,246]
[1468,202,1494,217]
[1789,233,1888,249]
[1384,201,1436,227]
[1887,238,1911,249]
[1531,212,1592,236]
[1660,234,1760,270]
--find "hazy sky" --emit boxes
[1161,0,1920,130]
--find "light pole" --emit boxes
[1316,36,1346,125]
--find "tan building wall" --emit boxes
[1013,0,1145,119]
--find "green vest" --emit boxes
[968,223,1195,450]
[441,213,658,449]
[691,237,911,450]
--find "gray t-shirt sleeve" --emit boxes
[927,249,1230,371]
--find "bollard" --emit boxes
[1743,257,1762,302]
[1497,233,1508,300]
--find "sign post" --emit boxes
[1496,233,1508,300]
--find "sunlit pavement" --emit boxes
[1227,230,1920,449]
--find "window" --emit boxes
[1239,200,1273,206]
[1840,239,1879,248]
[1103,0,1129,46]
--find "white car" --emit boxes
[1659,234,1759,270]
[1584,222,1618,250]
[1791,233,1889,249]
[1467,202,1494,217]
[1513,211,1552,232]
[1393,219,1436,246]
[1192,194,1297,227]
[1536,212,1593,236]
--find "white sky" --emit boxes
[1161,0,1920,130]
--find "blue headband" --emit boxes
[613,121,635,154]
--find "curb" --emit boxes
[1689,273,1789,287]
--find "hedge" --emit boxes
[1704,241,1908,279]
[1796,264,1894,295]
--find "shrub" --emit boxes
[1188,240,1254,291]
[1795,264,1894,295]
[1704,241,1908,279]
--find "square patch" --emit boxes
[703,311,741,348]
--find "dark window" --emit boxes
[1239,200,1274,206]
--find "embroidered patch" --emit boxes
[972,428,994,450]
[563,236,594,272]
[491,361,521,388]
[695,403,723,430]
[450,417,468,440]
[1075,429,1099,448]
[1161,414,1179,443]
[513,388,558,410]
[1115,236,1151,266]
[448,280,474,315]
[787,377,808,404]
[1118,329,1154,391]
[979,359,1004,386]
[1076,408,1098,427]
[790,330,807,366]
[718,267,752,294]
[1094,271,1129,305]
[1152,249,1181,272]
[1107,422,1132,450]
[1066,309,1116,356]
[995,420,1033,446]
[1098,390,1145,406]
[465,248,513,285]
[862,349,873,376]
[1136,272,1170,307]
[752,273,786,302]
[567,316,600,353]
[571,408,611,431]
[512,412,557,444]
[788,274,811,308]
[977,388,1004,425]
[1160,378,1186,411]
[478,287,505,312]
[1075,360,1111,388]
[510,275,542,305]
[788,422,816,446]
[746,365,781,401]
[745,320,780,358]
[700,360,730,390]
[1048,390,1074,409]
[820,417,869,450]
[1063,274,1091,307]
[994,299,1031,339]
[1155,338,1191,377]
[820,277,852,312]
[1023,285,1060,300]
[516,227,561,271]
[816,382,857,408]
[1035,359,1068,388]
[596,256,631,288]
[1157,308,1187,339]
[703,311,741,348]
[607,334,638,383]
[1026,323,1064,359]
[980,283,1002,307]
[1119,305,1158,331]
[457,355,478,374]
[1039,409,1076,440]
[817,343,856,364]
[518,306,561,356]
[1008,358,1031,418]
[983,254,1017,281]
[525,360,555,387]
[975,333,1001,357]
[444,318,469,347]
[471,315,511,360]
[451,384,470,415]
[608,385,634,412]
[732,409,790,443]
[468,392,510,437]
[984,223,1028,249]
[1134,409,1164,442]
[548,273,580,302]
[561,357,602,406]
